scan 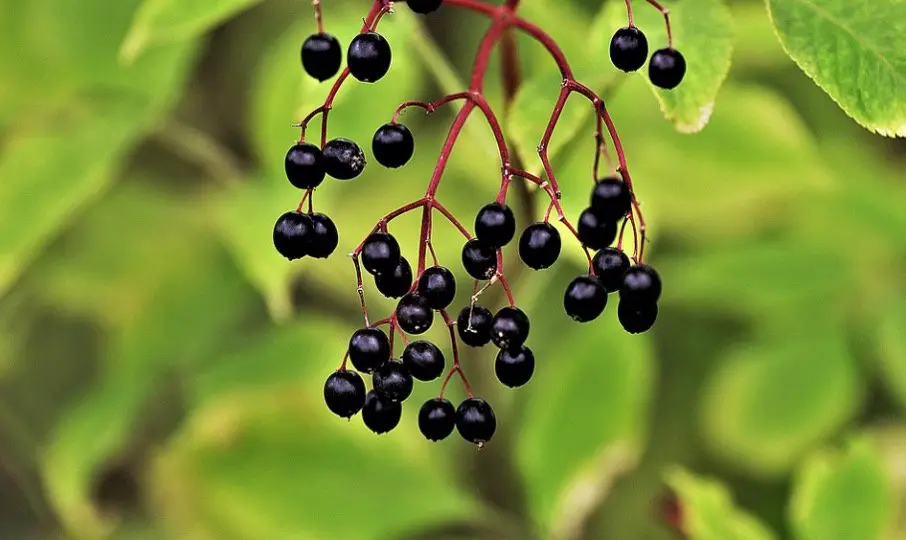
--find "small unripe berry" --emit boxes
[273,211,313,260]
[362,390,401,434]
[461,238,497,280]
[475,202,516,248]
[285,143,325,189]
[519,222,561,270]
[457,305,493,347]
[323,138,366,180]
[301,33,342,82]
[348,31,392,83]
[395,293,434,335]
[564,275,608,322]
[324,370,366,418]
[456,398,496,445]
[372,123,414,168]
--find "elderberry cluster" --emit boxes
[610,25,686,89]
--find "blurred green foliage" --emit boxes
[1,0,905,539]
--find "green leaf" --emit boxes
[149,390,480,540]
[515,266,654,538]
[593,0,734,132]
[700,328,861,477]
[767,0,906,138]
[121,0,264,63]
[666,468,779,540]
[790,437,895,540]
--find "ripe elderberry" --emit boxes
[495,346,535,388]
[308,213,339,258]
[592,247,630,292]
[591,177,632,222]
[618,299,658,334]
[564,275,608,322]
[578,208,618,250]
[475,202,516,248]
[323,138,366,180]
[347,31,391,83]
[362,390,402,434]
[519,222,561,270]
[649,48,686,90]
[417,266,456,310]
[273,211,313,260]
[396,293,434,335]
[301,33,342,82]
[408,0,443,14]
[285,143,325,189]
[620,264,662,304]
[457,304,493,347]
[373,359,414,402]
[456,398,496,445]
[372,123,415,168]
[491,306,530,350]
[375,257,412,298]
[419,398,455,441]
[462,238,497,280]
[610,27,648,72]
[348,328,390,373]
[362,232,401,275]
[402,340,445,381]
[324,370,366,418]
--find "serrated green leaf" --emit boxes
[766,0,906,137]
[515,266,654,538]
[700,329,861,476]
[593,0,734,132]
[150,389,480,540]
[121,0,264,63]
[666,468,779,540]
[789,437,895,540]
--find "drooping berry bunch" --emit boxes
[276,0,684,446]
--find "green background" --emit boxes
[2,0,905,539]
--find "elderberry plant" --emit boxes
[273,0,687,446]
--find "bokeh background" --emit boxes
[2,0,905,539]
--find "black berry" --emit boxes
[417,266,456,310]
[322,138,366,180]
[372,123,414,168]
[348,328,390,373]
[456,398,496,445]
[475,202,516,248]
[408,0,443,14]
[375,257,412,298]
[373,359,413,402]
[564,275,608,322]
[610,26,648,72]
[308,213,339,258]
[519,222,561,270]
[362,390,401,434]
[618,299,658,334]
[592,247,630,292]
[395,293,434,335]
[285,143,325,189]
[578,208,618,250]
[649,48,686,90]
[402,340,445,381]
[620,264,662,304]
[457,305,493,347]
[361,232,401,275]
[495,346,535,388]
[491,306,530,350]
[323,370,366,418]
[418,398,455,441]
[301,33,342,82]
[347,31,391,83]
[590,178,632,222]
[461,238,497,280]
[273,211,313,260]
